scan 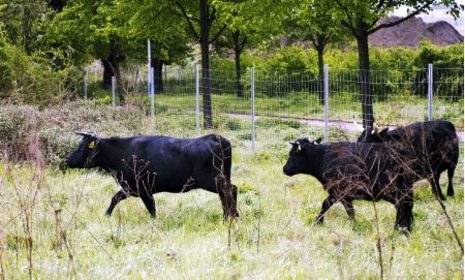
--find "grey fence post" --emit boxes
[428,63,433,121]
[111,76,116,108]
[150,67,155,126]
[195,64,200,135]
[324,64,329,143]
[251,67,256,153]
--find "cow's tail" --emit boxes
[214,134,238,218]
[447,129,459,196]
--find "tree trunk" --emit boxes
[233,31,243,97]
[102,59,112,90]
[200,0,212,128]
[151,59,164,94]
[102,41,125,105]
[356,32,374,129]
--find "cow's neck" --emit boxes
[305,145,327,184]
[95,138,126,172]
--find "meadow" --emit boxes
[0,101,463,279]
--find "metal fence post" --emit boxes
[195,64,200,135]
[324,64,329,143]
[111,76,116,108]
[150,67,155,126]
[428,63,433,121]
[251,67,256,153]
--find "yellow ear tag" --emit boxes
[88,141,96,149]
[297,144,301,151]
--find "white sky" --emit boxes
[393,4,464,34]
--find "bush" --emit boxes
[0,101,146,165]
[0,41,84,105]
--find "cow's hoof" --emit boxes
[397,226,410,236]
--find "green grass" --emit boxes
[0,102,463,279]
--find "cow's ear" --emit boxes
[379,128,389,137]
[75,131,97,139]
[314,137,322,144]
[371,123,380,135]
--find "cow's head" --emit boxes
[357,125,389,143]
[65,131,100,168]
[283,137,322,176]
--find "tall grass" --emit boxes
[0,102,462,278]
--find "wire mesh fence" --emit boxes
[94,63,463,151]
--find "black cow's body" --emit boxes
[283,138,414,231]
[357,120,459,200]
[66,133,239,219]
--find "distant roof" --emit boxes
[369,16,464,48]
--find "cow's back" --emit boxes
[120,134,230,193]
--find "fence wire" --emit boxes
[107,64,463,146]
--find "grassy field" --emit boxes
[0,103,463,279]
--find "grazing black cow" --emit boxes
[65,132,239,219]
[357,120,459,200]
[283,137,415,232]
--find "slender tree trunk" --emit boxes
[200,0,212,128]
[356,32,374,129]
[102,59,112,90]
[233,32,243,97]
[151,59,164,94]
[101,41,125,104]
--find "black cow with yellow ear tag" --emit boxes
[64,132,239,220]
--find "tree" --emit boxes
[214,0,284,97]
[124,0,190,94]
[173,0,228,128]
[0,0,51,54]
[328,0,463,128]
[285,0,347,104]
[46,0,125,98]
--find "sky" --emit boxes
[393,4,464,34]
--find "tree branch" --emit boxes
[239,34,247,53]
[369,1,434,34]
[209,24,227,44]
[334,0,356,32]
[173,0,200,39]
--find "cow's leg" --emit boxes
[139,192,156,218]
[217,184,239,220]
[388,178,414,233]
[447,167,455,196]
[106,190,130,216]
[430,173,446,201]
[395,188,414,233]
[316,195,337,223]
[341,198,355,220]
[214,173,239,220]
[230,184,239,218]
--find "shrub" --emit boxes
[0,101,147,165]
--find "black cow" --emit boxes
[283,137,415,232]
[65,132,239,219]
[357,120,459,200]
